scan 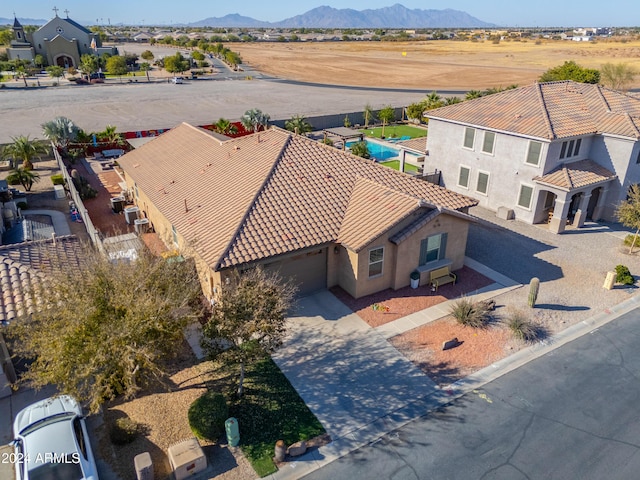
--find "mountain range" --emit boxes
[190,4,495,28]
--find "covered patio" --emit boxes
[533,159,617,233]
[322,127,364,150]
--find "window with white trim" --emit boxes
[517,184,534,209]
[476,171,490,195]
[482,131,496,154]
[419,233,448,266]
[458,166,470,188]
[368,247,384,277]
[526,141,542,166]
[463,127,475,149]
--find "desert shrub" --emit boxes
[623,234,640,248]
[450,298,491,328]
[50,174,65,185]
[188,391,228,441]
[615,265,634,285]
[506,311,547,343]
[109,417,141,445]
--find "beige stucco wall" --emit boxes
[46,36,80,67]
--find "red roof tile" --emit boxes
[427,81,640,140]
[118,124,477,271]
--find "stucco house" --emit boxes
[8,11,117,67]
[117,123,477,298]
[425,81,640,233]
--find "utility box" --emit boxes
[54,184,66,199]
[603,271,616,290]
[167,438,206,480]
[134,452,154,480]
[225,417,240,447]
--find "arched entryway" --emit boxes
[55,54,74,68]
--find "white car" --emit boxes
[12,395,99,480]
[172,76,184,84]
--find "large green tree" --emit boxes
[164,52,190,74]
[600,62,637,92]
[616,184,640,253]
[140,49,154,61]
[6,166,40,191]
[139,62,152,82]
[539,61,600,84]
[106,55,128,82]
[1,135,48,170]
[80,53,99,78]
[46,65,64,82]
[201,268,296,397]
[8,250,203,413]
[284,114,312,135]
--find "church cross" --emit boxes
[52,6,59,16]
[64,9,69,18]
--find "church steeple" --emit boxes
[12,15,25,42]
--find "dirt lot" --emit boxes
[234,39,640,90]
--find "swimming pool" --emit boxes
[346,139,418,161]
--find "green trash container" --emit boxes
[225,417,240,447]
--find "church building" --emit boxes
[7,8,117,68]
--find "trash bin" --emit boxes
[225,417,240,447]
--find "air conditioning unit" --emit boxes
[416,156,425,163]
[134,218,150,234]
[134,452,154,480]
[167,438,206,480]
[124,206,140,224]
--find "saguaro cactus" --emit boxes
[528,277,540,308]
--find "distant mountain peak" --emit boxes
[190,4,494,29]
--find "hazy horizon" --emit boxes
[2,1,637,28]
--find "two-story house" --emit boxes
[426,81,640,233]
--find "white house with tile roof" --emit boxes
[118,123,477,298]
[425,81,640,233]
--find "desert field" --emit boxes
[234,39,640,90]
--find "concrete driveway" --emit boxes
[272,291,437,443]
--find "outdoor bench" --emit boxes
[429,266,456,291]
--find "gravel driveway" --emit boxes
[466,206,637,331]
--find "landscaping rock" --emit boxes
[274,440,286,463]
[442,338,459,351]
[287,441,307,457]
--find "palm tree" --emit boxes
[42,117,80,155]
[424,91,444,109]
[377,105,395,138]
[444,96,462,105]
[213,118,238,136]
[99,125,125,146]
[2,135,48,170]
[6,167,41,191]
[285,115,312,135]
[349,141,370,159]
[465,90,483,100]
[241,108,270,133]
[363,103,375,128]
[139,62,151,82]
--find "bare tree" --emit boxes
[601,63,637,92]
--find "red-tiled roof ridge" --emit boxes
[534,82,555,139]
[213,133,292,270]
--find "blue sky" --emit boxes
[4,1,635,27]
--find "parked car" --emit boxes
[89,72,105,80]
[12,395,99,480]
[172,76,184,84]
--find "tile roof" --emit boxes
[533,159,617,191]
[427,81,640,140]
[118,124,477,271]
[396,137,427,153]
[0,235,84,324]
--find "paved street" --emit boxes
[301,307,640,480]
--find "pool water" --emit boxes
[346,139,418,161]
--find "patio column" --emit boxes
[574,191,592,228]
[549,197,571,234]
[399,149,406,173]
[592,185,610,221]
